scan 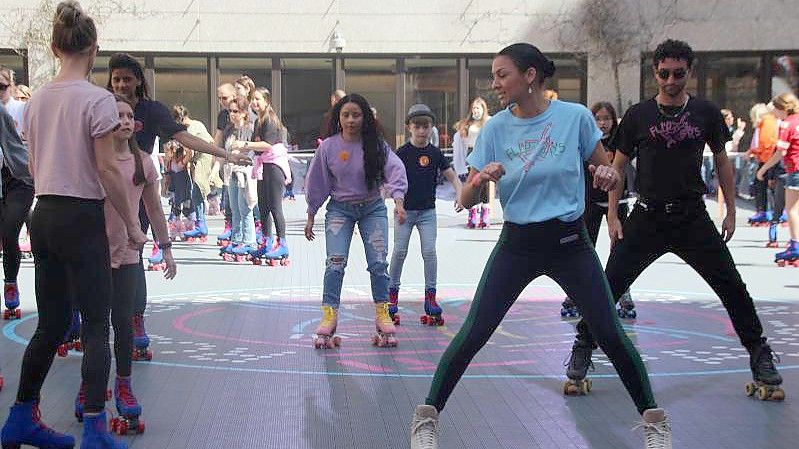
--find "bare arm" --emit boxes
[142,180,176,279]
[714,150,737,242]
[442,167,463,211]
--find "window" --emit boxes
[219,57,272,92]
[548,57,584,103]
[772,54,799,97]
[704,56,761,120]
[0,52,27,87]
[345,58,398,146]
[154,57,210,129]
[468,58,501,116]
[281,58,334,149]
[405,58,457,148]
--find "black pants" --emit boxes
[135,200,150,316]
[770,176,786,224]
[18,196,112,412]
[111,264,138,377]
[257,163,286,238]
[576,200,765,349]
[584,201,629,246]
[0,178,34,283]
[426,219,656,414]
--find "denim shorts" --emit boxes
[785,171,799,190]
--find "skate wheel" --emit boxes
[14,309,21,319]
[770,388,786,401]
[57,345,68,357]
[110,417,119,433]
[393,315,400,326]
[582,379,592,394]
[74,341,82,352]
[137,420,145,434]
[280,258,290,266]
[235,255,246,262]
[628,310,637,319]
[757,386,770,401]
[436,317,445,326]
[252,258,263,266]
[560,309,568,317]
[3,310,8,320]
[745,382,756,396]
[420,315,428,325]
[332,336,341,348]
[267,259,278,266]
[314,339,322,349]
[118,420,129,435]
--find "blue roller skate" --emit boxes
[263,238,289,266]
[420,289,444,326]
[748,211,769,227]
[560,297,580,318]
[74,382,113,422]
[775,240,799,267]
[216,220,232,247]
[109,377,145,435]
[3,282,21,320]
[388,287,400,325]
[767,223,780,248]
[58,310,82,357]
[231,243,258,262]
[220,242,237,261]
[182,220,207,243]
[132,313,152,361]
[248,236,275,265]
[147,244,165,271]
[80,411,128,449]
[1,400,75,449]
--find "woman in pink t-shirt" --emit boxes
[0,3,147,448]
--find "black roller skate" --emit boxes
[57,310,82,357]
[616,290,636,319]
[563,340,594,395]
[419,289,444,326]
[560,297,579,318]
[745,342,785,401]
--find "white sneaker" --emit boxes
[410,404,439,449]
[635,408,672,449]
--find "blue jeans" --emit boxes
[323,199,390,308]
[389,208,437,290]
[227,176,256,245]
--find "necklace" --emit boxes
[657,95,689,118]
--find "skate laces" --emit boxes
[564,344,594,372]
[116,381,138,407]
[321,306,337,327]
[633,417,671,449]
[376,303,393,325]
[411,415,438,447]
[756,345,780,371]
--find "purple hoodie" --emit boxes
[305,134,408,215]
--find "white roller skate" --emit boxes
[635,408,672,449]
[313,305,341,349]
[372,302,398,347]
[410,404,439,449]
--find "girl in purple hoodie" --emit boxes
[305,93,408,349]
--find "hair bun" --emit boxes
[56,1,83,27]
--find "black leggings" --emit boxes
[111,264,138,377]
[426,218,656,414]
[257,163,286,238]
[576,201,765,349]
[135,201,149,316]
[584,201,629,246]
[18,196,112,412]
[1,178,34,283]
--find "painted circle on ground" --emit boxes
[5,284,799,379]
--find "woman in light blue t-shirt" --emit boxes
[409,43,672,449]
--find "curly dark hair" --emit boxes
[329,93,386,190]
[652,39,694,68]
[107,53,149,99]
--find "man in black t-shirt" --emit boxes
[387,104,463,326]
[569,40,783,399]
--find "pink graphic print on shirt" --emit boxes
[648,112,702,149]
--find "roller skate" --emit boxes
[409,404,439,449]
[1,400,76,449]
[132,313,152,361]
[560,297,580,318]
[80,410,128,449]
[372,302,398,347]
[74,382,113,422]
[775,240,799,267]
[248,236,275,265]
[617,290,637,319]
[420,289,444,326]
[745,342,785,401]
[220,242,238,262]
[231,243,258,262]
[57,310,82,357]
[766,223,780,248]
[18,237,32,259]
[636,408,672,449]
[110,377,145,435]
[313,305,341,349]
[563,340,594,395]
[3,282,22,320]
[779,211,788,227]
[167,215,181,241]
[263,238,289,266]
[182,219,208,243]
[388,287,400,325]
[478,204,490,229]
[217,220,232,247]
[147,244,166,271]
[466,207,477,229]
[748,211,769,227]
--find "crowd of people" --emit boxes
[0,2,796,449]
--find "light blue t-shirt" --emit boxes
[466,100,602,224]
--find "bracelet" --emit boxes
[157,241,173,250]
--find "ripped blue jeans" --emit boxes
[323,199,390,308]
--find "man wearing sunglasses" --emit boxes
[566,39,784,401]
[0,66,24,135]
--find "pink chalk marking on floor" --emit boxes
[336,360,395,373]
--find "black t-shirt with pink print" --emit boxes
[611,96,730,201]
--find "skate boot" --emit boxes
[420,289,444,326]
[3,282,21,320]
[617,290,637,319]
[248,236,275,265]
[372,302,398,347]
[409,404,439,449]
[132,313,152,361]
[775,240,799,267]
[635,408,672,449]
[110,377,145,435]
[779,211,788,226]
[313,305,341,349]
[766,223,780,248]
[466,207,477,229]
[478,204,490,228]
[748,211,769,227]
[147,244,166,271]
[58,310,82,357]
[167,216,181,241]
[217,220,232,247]
[563,340,594,395]
[1,400,75,449]
[220,242,238,261]
[263,238,290,266]
[560,297,580,318]
[231,243,258,262]
[80,411,128,449]
[182,221,208,243]
[75,381,114,422]
[388,287,400,325]
[745,342,785,401]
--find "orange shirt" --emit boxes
[751,113,778,163]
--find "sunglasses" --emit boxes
[0,84,9,92]
[656,69,687,80]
